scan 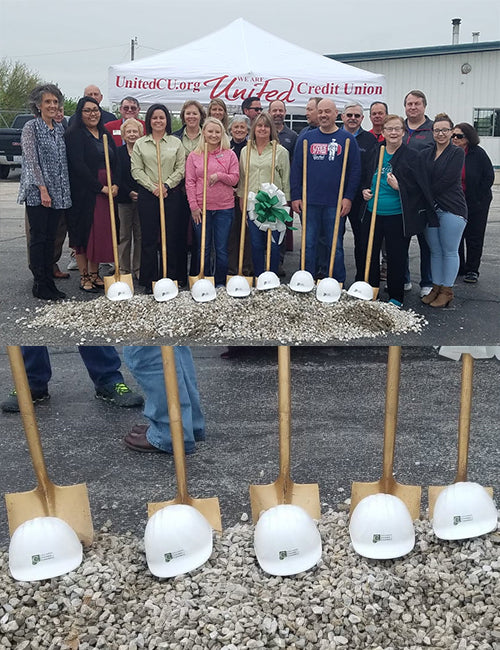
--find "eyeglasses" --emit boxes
[451,133,465,139]
[384,127,403,133]
[345,113,362,118]
[433,128,451,134]
[249,106,263,112]
[82,108,100,114]
[122,105,138,112]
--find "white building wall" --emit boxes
[350,51,500,166]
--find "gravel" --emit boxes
[17,288,427,344]
[1,509,498,649]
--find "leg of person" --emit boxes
[122,346,197,454]
[304,204,321,277]
[365,212,384,290]
[347,203,365,282]
[423,225,444,301]
[458,233,466,276]
[203,210,215,278]
[213,208,233,286]
[430,210,466,307]
[43,209,66,299]
[270,230,281,275]
[131,203,141,278]
[463,202,490,280]
[117,202,133,275]
[417,231,433,296]
[26,205,57,300]
[248,220,266,277]
[169,190,187,285]
[79,346,144,407]
[138,189,160,292]
[1,346,51,412]
[52,210,69,278]
[384,215,410,306]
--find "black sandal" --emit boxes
[89,271,105,290]
[80,273,98,293]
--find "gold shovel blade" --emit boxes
[148,495,222,532]
[350,478,422,520]
[104,273,134,294]
[428,484,493,519]
[5,482,94,546]
[249,479,321,524]
[188,275,215,289]
[372,287,380,299]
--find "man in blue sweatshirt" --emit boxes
[291,99,361,282]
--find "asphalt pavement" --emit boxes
[1,345,498,549]
[1,171,499,345]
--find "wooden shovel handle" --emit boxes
[161,347,189,503]
[381,345,401,490]
[199,144,208,278]
[265,141,278,272]
[156,141,167,278]
[328,138,350,278]
[301,139,307,271]
[277,346,292,496]
[364,145,385,283]
[455,353,473,482]
[7,346,54,510]
[237,141,252,275]
[102,133,120,275]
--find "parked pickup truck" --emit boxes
[0,113,33,179]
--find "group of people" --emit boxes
[18,83,494,307]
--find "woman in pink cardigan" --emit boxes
[185,117,239,286]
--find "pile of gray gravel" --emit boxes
[1,509,498,650]
[19,288,427,344]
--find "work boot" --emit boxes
[430,286,454,308]
[421,284,442,304]
[45,266,66,300]
[32,281,58,300]
[1,388,50,413]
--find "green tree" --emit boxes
[62,97,78,116]
[0,58,42,112]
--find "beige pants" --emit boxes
[118,202,141,276]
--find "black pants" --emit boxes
[361,211,410,304]
[344,195,365,281]
[137,188,181,288]
[459,200,491,275]
[26,204,62,283]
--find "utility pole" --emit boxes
[131,37,138,61]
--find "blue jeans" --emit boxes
[405,232,433,287]
[248,220,280,276]
[425,209,467,287]
[193,208,234,286]
[21,346,124,392]
[123,347,205,454]
[305,204,345,282]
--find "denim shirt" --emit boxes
[17,118,72,209]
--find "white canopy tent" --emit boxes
[108,19,385,112]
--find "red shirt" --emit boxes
[105,118,146,147]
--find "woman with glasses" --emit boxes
[419,113,467,307]
[451,123,495,285]
[361,114,434,307]
[65,96,119,293]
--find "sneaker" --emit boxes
[67,251,78,271]
[404,282,412,292]
[95,382,144,408]
[420,286,433,298]
[388,298,402,308]
[464,272,478,284]
[1,388,50,413]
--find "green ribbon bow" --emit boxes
[253,190,295,230]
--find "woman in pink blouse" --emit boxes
[185,117,239,286]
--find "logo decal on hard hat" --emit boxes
[164,549,186,563]
[31,552,55,565]
[453,514,473,526]
[372,534,393,543]
[278,548,300,560]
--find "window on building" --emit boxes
[473,109,500,137]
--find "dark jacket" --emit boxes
[362,143,436,236]
[65,126,119,247]
[404,116,434,151]
[117,145,141,203]
[463,145,494,211]
[420,143,467,219]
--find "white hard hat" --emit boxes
[9,517,83,581]
[289,270,314,293]
[191,278,216,303]
[316,277,342,303]
[347,281,373,301]
[106,281,133,302]
[256,271,280,291]
[254,504,322,576]
[153,278,178,302]
[432,482,498,540]
[226,275,251,298]
[349,493,415,559]
[144,504,213,578]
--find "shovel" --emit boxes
[226,141,253,296]
[4,346,94,546]
[189,145,216,301]
[347,145,385,301]
[249,346,321,523]
[428,353,495,537]
[316,137,351,302]
[102,133,134,300]
[290,139,314,293]
[152,141,178,302]
[350,345,421,520]
[147,346,222,532]
[256,141,281,291]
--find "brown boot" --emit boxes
[430,286,453,308]
[421,284,442,304]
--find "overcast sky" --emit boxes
[1,0,499,107]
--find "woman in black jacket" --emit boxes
[420,113,467,307]
[452,122,495,284]
[65,96,119,293]
[361,114,434,306]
